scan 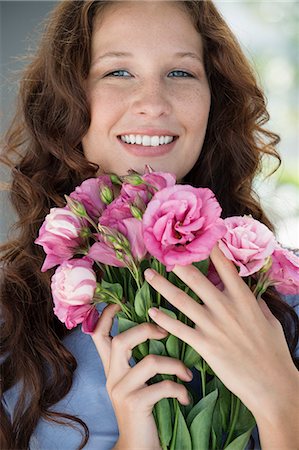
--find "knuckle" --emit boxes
[144,353,160,367]
[172,290,186,309]
[111,334,125,349]
[140,322,154,335]
[161,379,175,391]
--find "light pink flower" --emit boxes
[267,246,299,295]
[219,216,276,276]
[142,186,226,271]
[51,258,99,333]
[35,207,85,271]
[70,176,112,221]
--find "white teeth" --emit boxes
[129,134,136,144]
[142,135,151,146]
[120,134,175,146]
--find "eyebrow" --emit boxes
[91,51,204,66]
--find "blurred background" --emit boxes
[0,0,298,246]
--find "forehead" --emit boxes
[91,1,203,57]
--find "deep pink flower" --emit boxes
[142,186,226,271]
[267,246,299,295]
[121,171,176,205]
[35,207,85,271]
[51,258,99,333]
[70,176,112,221]
[219,216,276,276]
[88,196,148,264]
[88,218,147,266]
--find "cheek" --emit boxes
[176,87,211,128]
[88,86,127,125]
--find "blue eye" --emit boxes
[105,70,131,77]
[168,70,193,78]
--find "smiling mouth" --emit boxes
[117,135,179,147]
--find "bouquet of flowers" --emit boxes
[35,166,299,450]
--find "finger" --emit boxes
[134,379,191,410]
[210,245,251,296]
[172,263,223,306]
[108,323,169,385]
[119,354,193,394]
[147,305,198,349]
[144,268,205,323]
[91,303,121,376]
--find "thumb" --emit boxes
[91,303,122,376]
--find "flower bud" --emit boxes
[100,186,114,205]
[130,205,143,220]
[65,195,87,218]
[110,173,123,185]
[259,256,273,273]
[123,174,144,186]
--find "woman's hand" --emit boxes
[144,246,299,436]
[91,304,193,450]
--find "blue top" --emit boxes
[3,295,299,450]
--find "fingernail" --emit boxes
[148,307,158,318]
[144,268,155,281]
[186,368,193,380]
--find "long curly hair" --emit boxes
[1,1,298,449]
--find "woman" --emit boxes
[1,1,298,449]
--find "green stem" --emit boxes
[169,399,179,450]
[200,363,206,397]
[84,215,99,231]
[224,395,241,447]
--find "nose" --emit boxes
[130,79,172,118]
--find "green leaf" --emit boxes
[224,427,254,450]
[192,258,209,276]
[127,281,135,304]
[189,389,218,450]
[166,334,180,359]
[117,317,138,334]
[187,388,218,428]
[101,280,123,300]
[137,341,149,358]
[159,306,177,320]
[154,398,173,448]
[207,381,228,449]
[149,339,167,356]
[172,406,192,450]
[234,400,256,435]
[183,344,202,368]
[134,281,151,318]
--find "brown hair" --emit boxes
[1,1,298,449]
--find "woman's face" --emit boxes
[82,1,211,180]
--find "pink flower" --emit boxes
[219,216,276,276]
[267,246,299,295]
[121,171,176,205]
[70,176,112,221]
[51,258,99,333]
[142,186,226,271]
[88,195,148,265]
[35,207,86,272]
[88,218,147,266]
